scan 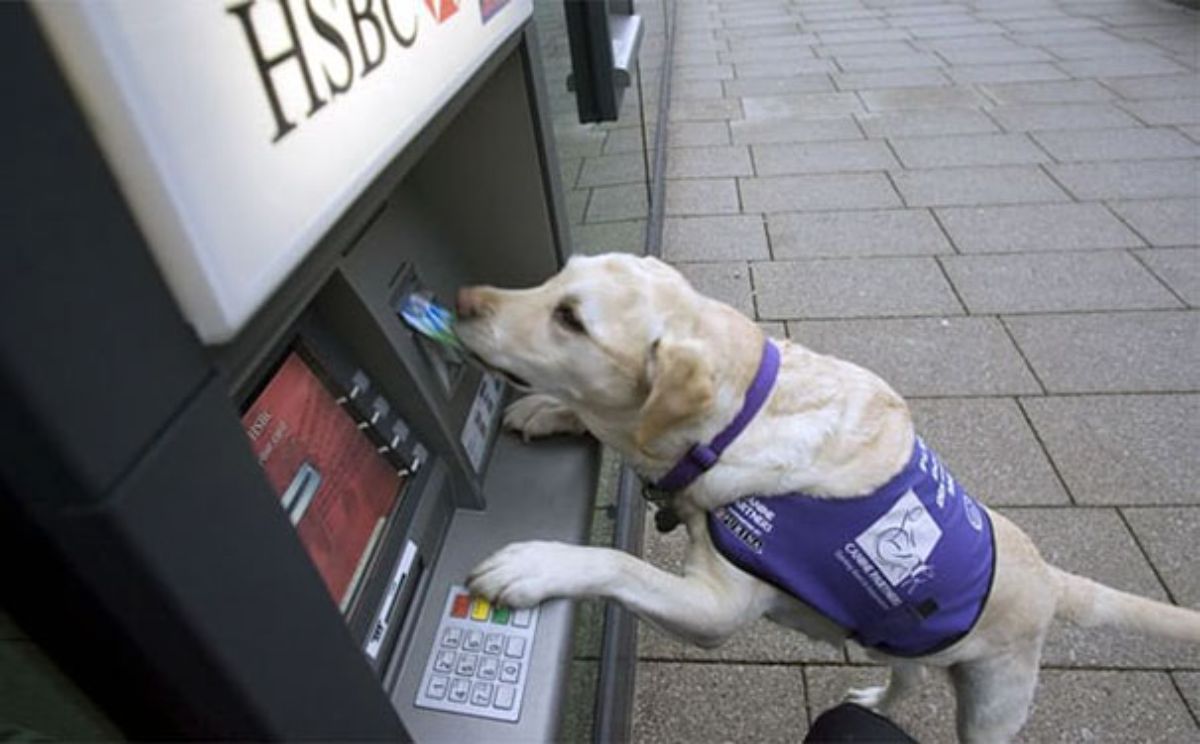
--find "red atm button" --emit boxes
[451,594,471,618]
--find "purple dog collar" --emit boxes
[646,340,780,498]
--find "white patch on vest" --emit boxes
[855,490,943,589]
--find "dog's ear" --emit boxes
[635,338,714,452]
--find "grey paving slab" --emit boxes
[674,63,734,82]
[633,662,809,743]
[1059,54,1191,79]
[989,102,1141,131]
[834,68,951,90]
[669,79,724,101]
[1175,672,1200,721]
[742,92,865,120]
[787,317,1041,396]
[910,21,1007,39]
[1022,394,1200,505]
[814,41,917,58]
[740,173,902,213]
[1048,160,1200,201]
[753,257,963,319]
[1007,311,1200,392]
[857,109,999,138]
[1024,671,1196,742]
[664,178,740,216]
[576,153,647,187]
[719,47,817,66]
[1100,73,1200,100]
[942,251,1179,313]
[573,221,645,255]
[1003,506,1200,669]
[667,121,730,148]
[723,74,835,97]
[1182,125,1200,144]
[1040,40,1168,60]
[586,184,647,223]
[1137,248,1200,305]
[836,52,944,71]
[1110,199,1200,247]
[859,85,989,111]
[669,96,743,122]
[663,215,769,262]
[1002,16,1103,33]
[909,398,1070,506]
[1124,507,1200,608]
[816,28,913,45]
[1010,28,1125,47]
[807,666,1197,744]
[729,115,863,146]
[890,133,1047,168]
[567,189,588,223]
[1120,98,1200,126]
[1032,127,1200,162]
[891,166,1070,207]
[602,127,646,155]
[980,79,1115,104]
[918,35,1029,53]
[675,261,756,316]
[735,60,837,79]
[767,208,952,258]
[947,62,1069,85]
[934,47,1055,65]
[665,145,753,179]
[936,201,1142,254]
[751,140,898,176]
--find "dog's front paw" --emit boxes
[503,394,587,441]
[844,685,887,710]
[466,540,594,607]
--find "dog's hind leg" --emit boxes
[949,644,1042,744]
[845,661,926,713]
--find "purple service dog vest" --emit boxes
[708,437,995,657]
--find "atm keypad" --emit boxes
[414,585,539,722]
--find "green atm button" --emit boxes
[491,607,511,625]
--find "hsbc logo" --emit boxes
[424,0,458,23]
[227,0,487,143]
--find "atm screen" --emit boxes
[241,350,404,611]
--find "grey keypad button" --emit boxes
[433,649,455,673]
[512,609,532,628]
[464,629,484,651]
[484,632,504,656]
[500,659,520,683]
[449,678,470,704]
[505,636,526,658]
[426,675,448,701]
[478,656,499,681]
[494,684,516,710]
[455,653,478,677]
[470,681,494,707]
[440,627,462,648]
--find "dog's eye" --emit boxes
[553,302,586,334]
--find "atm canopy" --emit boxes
[33,0,532,343]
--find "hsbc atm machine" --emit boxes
[0,1,612,741]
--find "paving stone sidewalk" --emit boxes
[632,0,1200,741]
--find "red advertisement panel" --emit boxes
[242,351,402,606]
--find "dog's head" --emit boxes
[455,253,762,455]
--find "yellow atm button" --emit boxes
[470,597,491,621]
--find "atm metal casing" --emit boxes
[0,2,602,740]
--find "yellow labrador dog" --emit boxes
[456,253,1200,743]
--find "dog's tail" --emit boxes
[1051,566,1200,643]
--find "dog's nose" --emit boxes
[456,287,488,320]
